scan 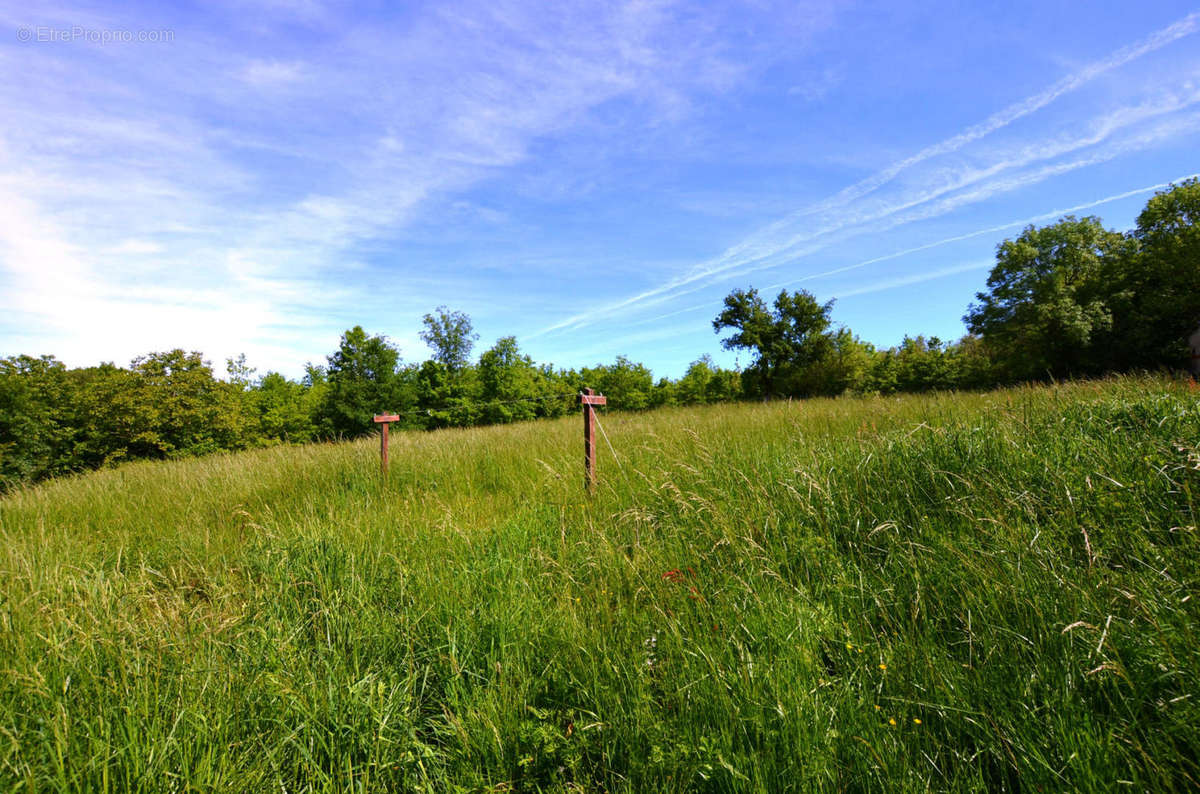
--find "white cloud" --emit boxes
[1,1,837,372]
[831,261,991,300]
[788,66,843,102]
[798,10,1200,217]
[530,21,1200,337]
[109,238,164,255]
[4,2,1198,376]
[239,59,306,88]
[766,172,1200,292]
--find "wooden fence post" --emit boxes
[578,388,607,490]
[373,413,400,477]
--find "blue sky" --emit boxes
[2,1,1199,378]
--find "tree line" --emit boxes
[1,179,1197,489]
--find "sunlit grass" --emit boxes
[1,375,1198,791]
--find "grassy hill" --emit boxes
[1,376,1198,792]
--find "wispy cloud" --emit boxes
[613,169,1200,345]
[831,261,991,300]
[4,2,1199,376]
[795,10,1200,216]
[767,172,1200,292]
[239,59,306,89]
[787,66,843,103]
[531,13,1200,337]
[0,1,837,370]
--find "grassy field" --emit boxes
[1,376,1198,792]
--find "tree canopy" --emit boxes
[420,306,479,372]
[964,216,1127,379]
[713,287,836,397]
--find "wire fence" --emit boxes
[376,391,584,420]
[593,410,625,473]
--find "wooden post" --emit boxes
[373,413,400,476]
[578,388,607,490]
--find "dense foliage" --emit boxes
[2,180,1198,489]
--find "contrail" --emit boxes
[529,12,1200,338]
[544,120,1200,337]
[589,166,1194,353]
[765,174,1200,292]
[624,172,1200,330]
[828,261,992,300]
[666,94,1200,319]
[733,10,1200,246]
[741,89,1200,276]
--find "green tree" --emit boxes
[478,336,540,424]
[964,216,1126,380]
[893,336,956,392]
[536,365,580,419]
[69,362,158,466]
[226,353,256,390]
[792,328,874,396]
[1108,179,1200,369]
[130,350,247,456]
[946,335,996,390]
[713,287,836,398]
[319,327,407,437]
[0,355,75,487]
[676,356,719,405]
[704,365,742,404]
[251,372,318,443]
[420,307,479,373]
[581,356,654,410]
[649,377,677,409]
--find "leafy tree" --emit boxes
[319,327,407,437]
[649,377,677,409]
[420,307,479,373]
[964,216,1126,380]
[478,336,539,424]
[418,361,480,428]
[792,328,873,396]
[226,353,256,390]
[893,336,957,392]
[130,350,247,456]
[676,356,719,405]
[946,334,996,390]
[581,356,654,410]
[536,365,580,419]
[70,362,163,465]
[302,363,327,388]
[1108,179,1200,369]
[713,287,836,398]
[0,355,75,487]
[252,372,319,443]
[704,365,743,404]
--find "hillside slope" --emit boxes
[2,377,1198,791]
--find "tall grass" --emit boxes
[1,375,1198,791]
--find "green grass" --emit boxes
[1,376,1198,792]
